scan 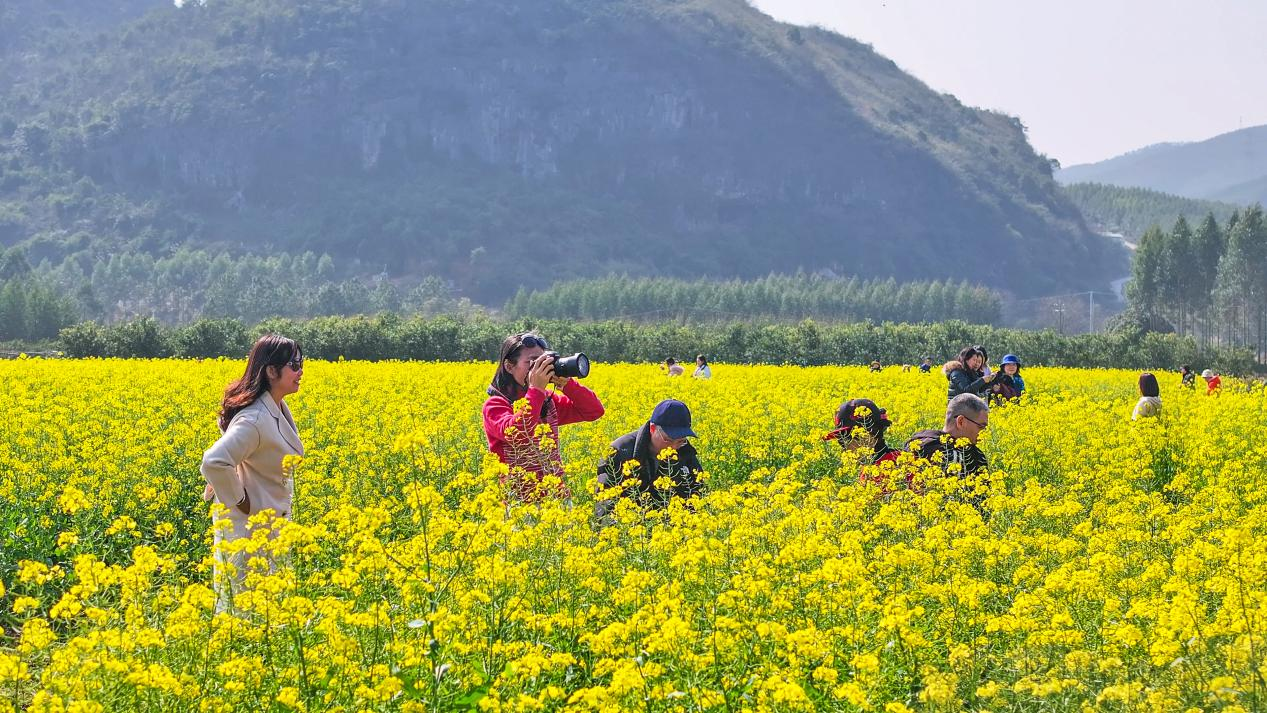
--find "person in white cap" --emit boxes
[1201,368,1221,396]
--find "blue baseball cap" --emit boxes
[650,399,697,439]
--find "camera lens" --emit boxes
[553,352,590,379]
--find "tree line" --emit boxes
[0,246,479,340]
[54,314,1256,374]
[0,248,79,341]
[505,275,1003,325]
[1126,204,1267,361]
[1062,182,1240,241]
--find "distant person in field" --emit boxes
[944,346,996,401]
[919,357,933,373]
[869,360,882,373]
[988,354,1026,404]
[693,355,712,379]
[663,357,685,376]
[905,394,991,479]
[595,399,704,523]
[1201,369,1222,396]
[482,332,605,503]
[1132,372,1162,420]
[200,333,306,612]
[1179,365,1196,389]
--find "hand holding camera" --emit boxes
[528,352,556,390]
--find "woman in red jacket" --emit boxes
[482,332,605,503]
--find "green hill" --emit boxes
[0,0,1125,309]
[1057,124,1267,206]
[1061,182,1242,242]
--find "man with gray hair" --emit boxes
[904,393,990,477]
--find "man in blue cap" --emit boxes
[595,399,705,520]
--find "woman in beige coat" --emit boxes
[201,334,305,611]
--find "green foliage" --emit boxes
[57,322,108,358]
[103,317,168,358]
[0,273,80,341]
[1126,205,1267,361]
[171,318,252,358]
[505,274,1003,325]
[1063,182,1241,241]
[57,314,1257,374]
[30,248,478,323]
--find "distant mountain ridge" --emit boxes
[1057,124,1267,206]
[0,0,1125,306]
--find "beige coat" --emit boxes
[201,392,304,531]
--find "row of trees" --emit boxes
[0,277,79,341]
[56,314,1256,373]
[1127,205,1267,360]
[1062,182,1240,241]
[9,246,479,325]
[0,247,79,341]
[505,274,1003,325]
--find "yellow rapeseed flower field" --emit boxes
[1,358,1266,712]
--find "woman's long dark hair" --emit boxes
[488,332,550,409]
[1139,372,1160,398]
[219,334,300,431]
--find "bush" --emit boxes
[103,317,169,358]
[52,315,1263,374]
[58,322,108,358]
[172,318,252,358]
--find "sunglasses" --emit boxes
[264,340,303,371]
[519,335,550,350]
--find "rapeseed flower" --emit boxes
[0,359,1264,710]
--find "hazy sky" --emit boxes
[752,0,1267,166]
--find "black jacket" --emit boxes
[944,360,991,401]
[905,429,989,477]
[596,422,704,510]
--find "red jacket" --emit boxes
[482,380,604,502]
[857,450,908,492]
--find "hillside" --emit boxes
[0,0,156,55]
[1061,182,1242,242]
[1057,124,1267,205]
[0,0,1125,308]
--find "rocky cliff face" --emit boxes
[0,0,1124,301]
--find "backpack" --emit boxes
[904,430,946,461]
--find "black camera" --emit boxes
[544,351,590,379]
